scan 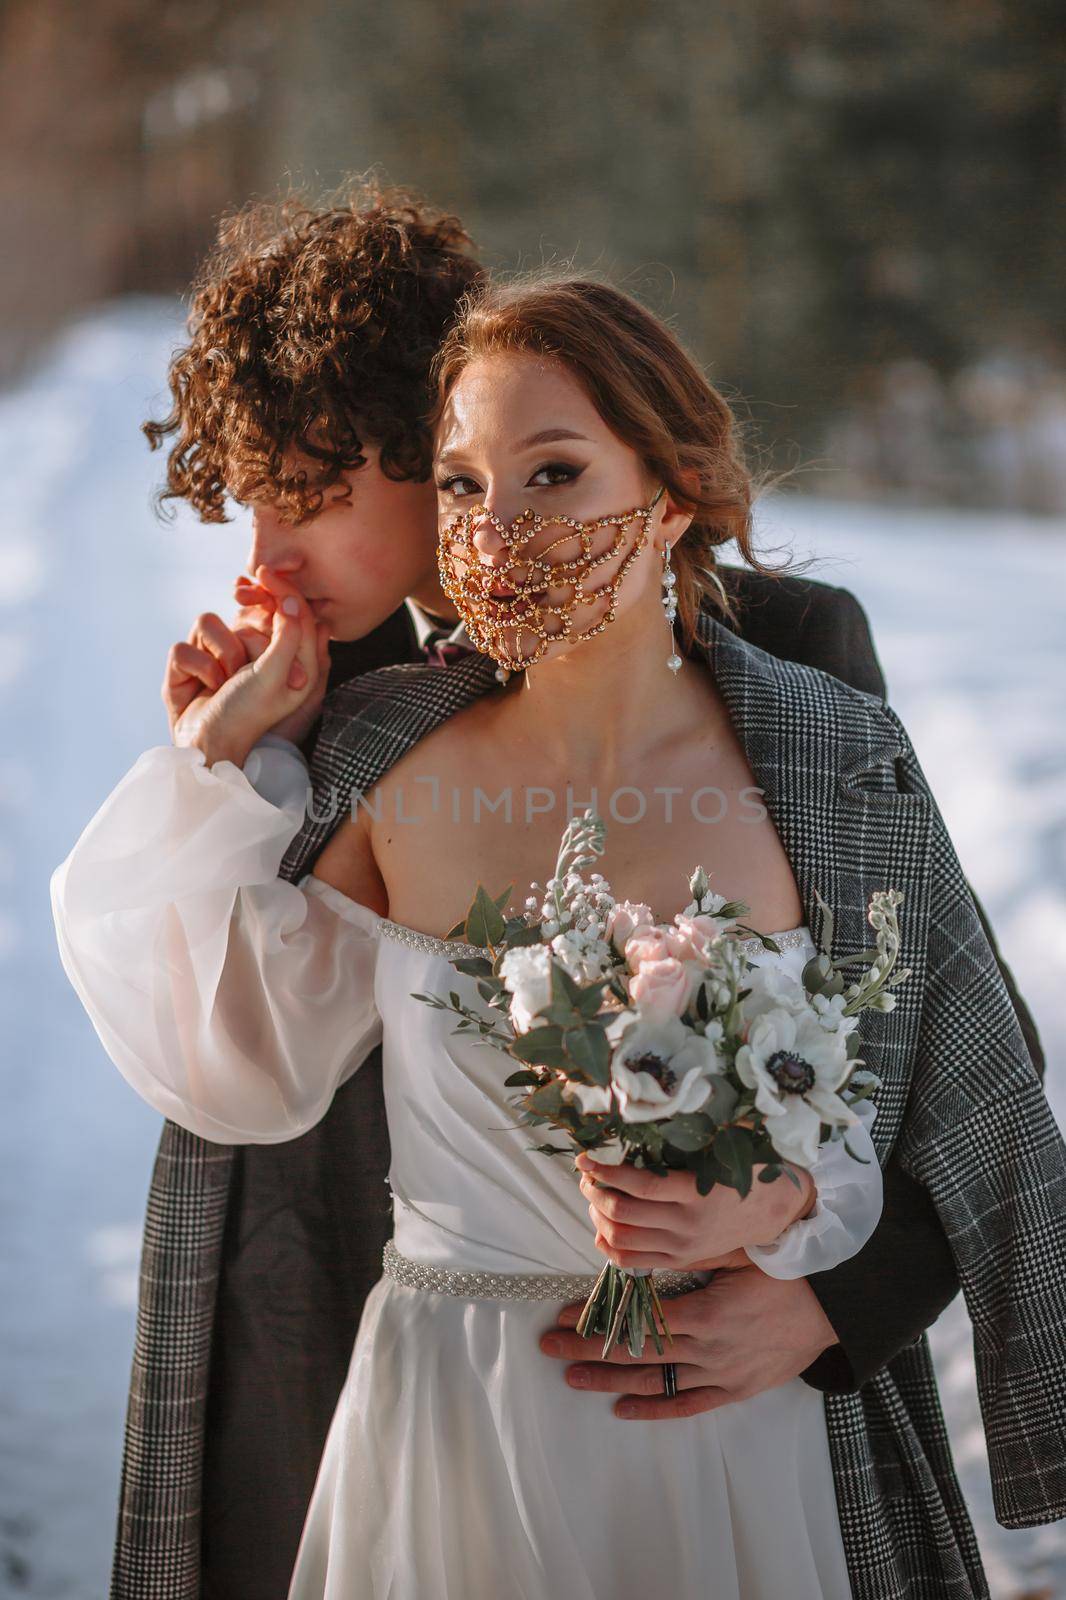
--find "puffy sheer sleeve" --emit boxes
[49,735,383,1145]
[744,1096,883,1278]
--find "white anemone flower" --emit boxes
[741,961,809,1021]
[735,1007,857,1169]
[604,1011,724,1123]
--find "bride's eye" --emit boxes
[436,473,482,498]
[528,462,582,489]
[436,462,582,497]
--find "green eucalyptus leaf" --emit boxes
[494,924,545,961]
[564,1024,611,1086]
[466,886,507,949]
[714,1127,754,1198]
[550,962,585,1009]
[451,956,495,978]
[529,1080,565,1117]
[576,978,611,1018]
[660,1112,715,1151]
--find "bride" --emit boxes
[51,276,1066,1599]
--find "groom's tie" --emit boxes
[421,626,478,668]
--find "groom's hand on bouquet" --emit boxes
[537,1151,834,1418]
[162,565,330,768]
[539,1267,839,1420]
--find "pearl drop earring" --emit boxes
[662,540,682,674]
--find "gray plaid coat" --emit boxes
[113,606,1066,1599]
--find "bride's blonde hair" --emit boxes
[431,273,797,653]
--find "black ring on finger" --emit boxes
[661,1361,678,1398]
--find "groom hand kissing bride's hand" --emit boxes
[539,1150,837,1419]
[162,564,331,766]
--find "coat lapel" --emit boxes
[691,609,933,1159]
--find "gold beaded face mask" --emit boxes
[437,484,665,673]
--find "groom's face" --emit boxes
[243,444,450,640]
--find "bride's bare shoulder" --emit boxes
[311,687,504,915]
[312,802,389,916]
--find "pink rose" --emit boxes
[628,955,693,1018]
[665,913,726,965]
[623,926,674,973]
[606,900,655,954]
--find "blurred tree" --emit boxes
[0,0,281,379]
[1,0,1062,506]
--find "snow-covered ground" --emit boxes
[1,300,1063,1598]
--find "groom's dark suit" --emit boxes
[112,569,1044,1600]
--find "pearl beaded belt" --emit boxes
[381,1239,705,1302]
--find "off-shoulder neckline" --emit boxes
[300,872,814,964]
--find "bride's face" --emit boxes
[433,352,669,671]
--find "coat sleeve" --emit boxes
[883,703,1066,1530]
[50,738,383,1146]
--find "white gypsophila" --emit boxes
[498,944,554,1033]
[735,1007,857,1169]
[550,929,614,985]
[603,1011,724,1123]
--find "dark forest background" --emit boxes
[2,0,1064,511]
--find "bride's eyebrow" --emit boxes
[436,427,591,473]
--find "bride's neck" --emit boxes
[493,606,717,780]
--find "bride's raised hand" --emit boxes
[574,1151,816,1274]
[163,566,329,769]
[227,569,332,747]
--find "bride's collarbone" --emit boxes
[354,705,803,936]
[363,787,804,943]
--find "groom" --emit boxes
[120,180,1046,1600]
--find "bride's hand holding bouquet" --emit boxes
[574,1143,817,1277]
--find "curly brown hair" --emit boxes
[144,177,485,522]
[431,273,799,648]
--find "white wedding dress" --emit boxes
[51,735,884,1600]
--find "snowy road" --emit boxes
[2,303,1063,1598]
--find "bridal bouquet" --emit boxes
[411,810,909,1359]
